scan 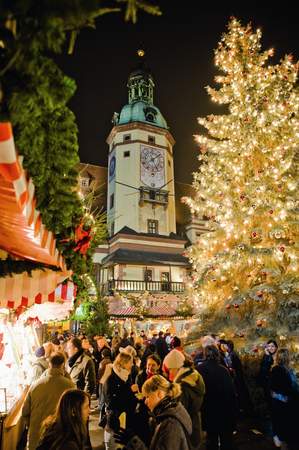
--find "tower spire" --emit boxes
[127,50,154,105]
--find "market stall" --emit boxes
[109,303,195,338]
[0,122,74,449]
[0,281,76,450]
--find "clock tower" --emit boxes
[106,54,176,237]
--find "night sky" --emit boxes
[58,0,298,186]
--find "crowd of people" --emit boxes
[20,330,299,450]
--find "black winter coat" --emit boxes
[269,365,299,445]
[175,367,205,449]
[258,353,274,388]
[155,337,169,361]
[103,369,137,431]
[125,397,192,450]
[197,360,237,433]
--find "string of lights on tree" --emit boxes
[183,18,299,341]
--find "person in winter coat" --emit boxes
[114,375,192,450]
[94,337,111,370]
[98,348,112,425]
[197,345,237,450]
[119,345,140,384]
[269,348,299,450]
[30,342,54,383]
[258,339,278,407]
[174,359,205,449]
[155,331,169,362]
[226,340,252,415]
[22,353,75,450]
[136,353,161,391]
[140,343,156,370]
[102,352,138,449]
[163,348,185,381]
[134,354,162,446]
[66,337,96,395]
[36,389,91,450]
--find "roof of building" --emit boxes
[108,304,178,318]
[78,163,107,187]
[101,248,189,267]
[118,100,168,129]
[112,226,186,242]
[128,67,153,80]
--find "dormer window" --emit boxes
[144,107,157,123]
[80,177,90,188]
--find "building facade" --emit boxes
[91,57,196,326]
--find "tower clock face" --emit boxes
[109,154,116,181]
[140,145,165,188]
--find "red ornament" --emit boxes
[233,303,239,309]
[269,209,274,215]
[240,194,246,201]
[257,291,263,298]
[74,223,92,255]
[252,232,257,238]
[279,246,285,252]
[256,319,263,327]
[225,304,231,310]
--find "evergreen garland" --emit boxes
[1,5,82,234]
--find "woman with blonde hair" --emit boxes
[102,352,138,449]
[36,389,91,450]
[114,375,192,450]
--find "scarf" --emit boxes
[68,349,84,368]
[153,396,178,418]
[112,362,130,382]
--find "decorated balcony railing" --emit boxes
[100,279,185,294]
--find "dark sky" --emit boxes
[58,0,298,186]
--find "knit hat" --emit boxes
[119,345,137,357]
[163,349,185,369]
[35,346,45,358]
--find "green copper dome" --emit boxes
[115,63,168,130]
[118,101,168,129]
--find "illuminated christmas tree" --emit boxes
[184,19,299,343]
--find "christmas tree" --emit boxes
[184,19,299,345]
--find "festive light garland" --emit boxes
[183,19,299,338]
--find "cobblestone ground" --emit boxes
[88,399,274,450]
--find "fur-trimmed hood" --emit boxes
[175,366,205,390]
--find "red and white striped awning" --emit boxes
[147,305,176,316]
[109,306,139,317]
[0,271,75,309]
[0,122,66,269]
[108,304,177,318]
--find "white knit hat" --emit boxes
[163,349,185,369]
